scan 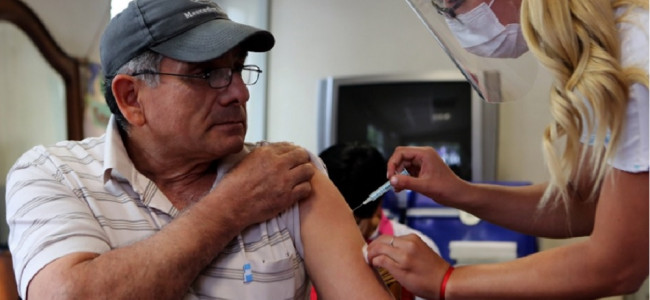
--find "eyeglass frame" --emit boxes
[130,64,263,89]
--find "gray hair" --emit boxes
[116,50,164,86]
[104,50,164,132]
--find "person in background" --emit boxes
[367,0,648,299]
[317,142,440,300]
[5,1,393,299]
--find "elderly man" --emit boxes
[5,1,392,299]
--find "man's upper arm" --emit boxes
[298,171,392,299]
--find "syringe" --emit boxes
[352,169,410,211]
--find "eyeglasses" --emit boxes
[431,0,465,19]
[131,65,262,89]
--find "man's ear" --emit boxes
[112,74,146,126]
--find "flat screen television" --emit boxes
[317,72,498,182]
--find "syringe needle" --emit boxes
[351,169,409,212]
[352,203,364,211]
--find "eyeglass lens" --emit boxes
[209,67,260,88]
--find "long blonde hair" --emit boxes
[520,0,649,211]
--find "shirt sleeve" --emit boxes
[6,146,111,297]
[611,7,649,172]
[279,149,328,259]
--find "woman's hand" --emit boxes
[387,146,467,206]
[367,234,451,299]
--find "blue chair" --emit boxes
[405,182,538,265]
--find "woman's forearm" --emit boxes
[458,182,596,238]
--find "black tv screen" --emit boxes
[317,73,499,182]
[335,81,472,180]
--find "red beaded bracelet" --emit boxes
[439,265,455,300]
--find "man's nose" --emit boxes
[221,73,250,105]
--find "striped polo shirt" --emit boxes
[6,117,311,299]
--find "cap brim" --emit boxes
[150,18,274,63]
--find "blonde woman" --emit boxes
[367,0,648,299]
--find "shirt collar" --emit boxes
[103,115,131,185]
[102,116,174,213]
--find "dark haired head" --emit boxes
[319,142,387,219]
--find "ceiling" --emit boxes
[21,0,111,62]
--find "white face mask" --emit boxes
[445,0,529,58]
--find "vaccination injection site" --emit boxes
[0,0,648,299]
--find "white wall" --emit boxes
[267,0,552,184]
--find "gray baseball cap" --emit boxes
[100,0,275,77]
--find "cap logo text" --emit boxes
[189,0,213,4]
[184,6,221,19]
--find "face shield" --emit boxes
[406,0,545,103]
